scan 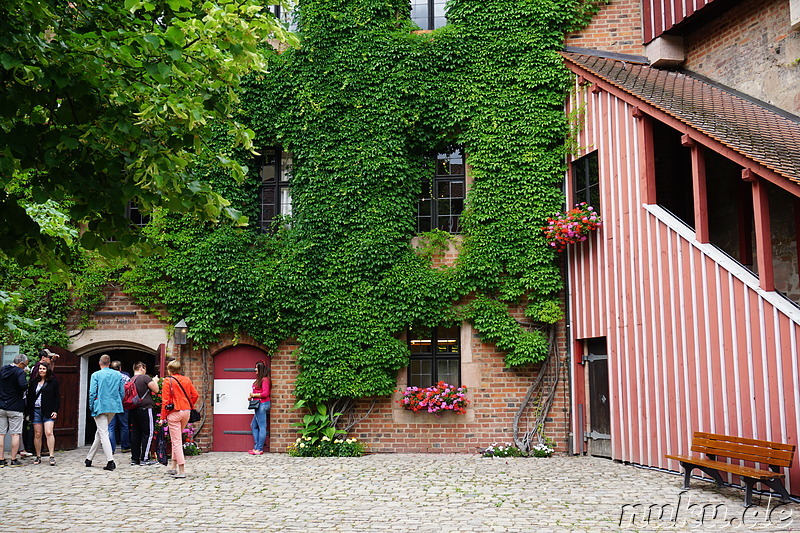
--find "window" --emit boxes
[258,148,293,233]
[407,326,461,388]
[126,201,150,229]
[653,121,694,228]
[705,150,756,272]
[572,151,600,210]
[417,149,465,234]
[268,3,297,31]
[410,0,448,30]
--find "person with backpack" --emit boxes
[160,360,199,479]
[127,362,159,466]
[25,362,59,466]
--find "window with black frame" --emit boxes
[268,3,297,31]
[410,0,448,30]
[258,148,293,233]
[407,326,461,388]
[126,201,150,228]
[572,151,600,210]
[417,149,465,234]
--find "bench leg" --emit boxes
[681,463,694,489]
[743,478,756,507]
[759,477,792,503]
[689,463,726,487]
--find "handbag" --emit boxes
[155,426,168,465]
[248,399,260,410]
[168,376,202,423]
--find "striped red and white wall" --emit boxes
[642,0,718,42]
[565,79,800,494]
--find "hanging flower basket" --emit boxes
[398,381,469,414]
[543,202,601,252]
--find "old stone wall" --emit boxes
[684,0,800,115]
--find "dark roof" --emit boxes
[562,52,800,185]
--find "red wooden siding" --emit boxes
[566,77,800,494]
[642,0,719,42]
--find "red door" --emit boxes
[46,345,80,449]
[213,346,270,452]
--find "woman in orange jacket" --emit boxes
[160,360,199,479]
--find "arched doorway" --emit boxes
[83,346,156,446]
[213,345,270,452]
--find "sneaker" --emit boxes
[0,459,7,467]
[19,451,33,458]
[166,469,177,475]
[33,457,41,465]
[252,450,263,455]
[247,449,257,455]
[120,448,131,453]
[174,473,186,479]
[49,457,56,467]
[9,459,22,467]
[130,460,140,466]
[103,461,116,471]
[84,459,92,468]
[140,460,156,466]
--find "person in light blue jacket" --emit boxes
[85,354,124,471]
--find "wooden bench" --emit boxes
[665,431,796,507]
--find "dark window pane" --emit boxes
[572,151,599,211]
[437,326,459,352]
[409,359,433,389]
[437,359,460,385]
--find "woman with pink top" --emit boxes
[247,360,271,455]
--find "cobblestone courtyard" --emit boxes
[0,449,797,532]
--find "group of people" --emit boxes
[1,351,271,474]
[85,355,199,478]
[0,349,60,466]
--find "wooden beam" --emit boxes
[751,178,775,292]
[692,145,709,243]
[638,114,657,204]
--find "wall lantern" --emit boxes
[174,319,188,345]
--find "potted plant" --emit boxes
[543,202,601,252]
[398,381,469,415]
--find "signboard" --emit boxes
[1,345,20,366]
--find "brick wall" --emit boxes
[67,284,168,330]
[565,0,645,56]
[182,319,571,456]
[683,0,800,115]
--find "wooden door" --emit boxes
[46,345,79,449]
[586,338,611,458]
[213,346,270,452]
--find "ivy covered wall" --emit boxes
[124,0,605,401]
[3,1,606,448]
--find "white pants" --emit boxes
[87,413,115,463]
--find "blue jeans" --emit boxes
[108,410,130,452]
[250,401,270,452]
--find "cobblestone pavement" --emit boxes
[0,448,797,532]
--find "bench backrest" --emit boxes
[691,431,796,468]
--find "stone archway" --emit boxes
[73,341,160,446]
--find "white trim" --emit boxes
[642,203,800,324]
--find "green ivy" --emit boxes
[9,1,605,406]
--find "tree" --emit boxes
[0,0,296,267]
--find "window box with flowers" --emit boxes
[398,381,469,415]
[543,202,601,252]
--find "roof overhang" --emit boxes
[561,51,800,198]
